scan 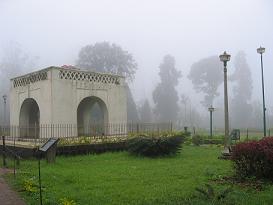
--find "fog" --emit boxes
[1,0,273,129]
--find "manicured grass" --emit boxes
[5,145,273,205]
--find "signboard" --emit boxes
[39,138,59,152]
[230,129,240,140]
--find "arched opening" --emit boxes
[19,98,40,138]
[77,96,108,136]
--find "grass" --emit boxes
[3,145,273,205]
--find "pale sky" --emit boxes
[0,0,273,113]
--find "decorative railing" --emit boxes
[59,69,120,84]
[11,67,122,88]
[13,70,48,88]
[0,123,173,146]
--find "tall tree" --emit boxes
[153,55,181,122]
[249,100,263,129]
[230,51,253,128]
[139,99,152,122]
[76,42,137,82]
[188,56,223,108]
[0,42,37,124]
[76,42,139,121]
[180,94,190,126]
[126,84,140,122]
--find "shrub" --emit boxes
[192,135,202,146]
[203,138,224,145]
[195,183,232,201]
[23,178,38,193]
[191,135,224,146]
[59,198,76,205]
[175,131,191,145]
[127,133,184,157]
[231,137,273,180]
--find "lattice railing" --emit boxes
[59,69,120,84]
[13,71,48,88]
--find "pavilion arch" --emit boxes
[77,96,108,136]
[19,98,40,138]
[10,67,127,138]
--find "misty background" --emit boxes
[0,0,273,131]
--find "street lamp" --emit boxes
[2,94,7,167]
[208,105,215,138]
[2,94,7,126]
[257,46,266,137]
[219,51,231,152]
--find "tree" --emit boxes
[76,42,139,122]
[139,99,152,122]
[249,100,263,129]
[0,42,37,124]
[188,56,223,108]
[230,51,253,128]
[180,94,190,126]
[76,42,137,81]
[126,84,140,122]
[153,55,181,122]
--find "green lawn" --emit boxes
[5,145,273,205]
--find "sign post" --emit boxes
[37,138,59,205]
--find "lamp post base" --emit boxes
[219,147,232,160]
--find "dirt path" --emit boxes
[0,168,26,205]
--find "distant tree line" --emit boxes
[0,41,269,131]
[0,42,37,124]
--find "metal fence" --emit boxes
[0,123,172,144]
[189,126,268,140]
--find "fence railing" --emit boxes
[189,127,268,140]
[0,123,173,144]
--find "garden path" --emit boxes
[0,168,26,205]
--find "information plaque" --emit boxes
[37,138,59,205]
[39,138,59,163]
[39,138,59,152]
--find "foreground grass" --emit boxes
[4,145,273,205]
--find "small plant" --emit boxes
[203,138,224,145]
[59,197,77,205]
[23,178,38,193]
[127,133,184,157]
[195,184,232,201]
[192,134,202,146]
[78,136,90,144]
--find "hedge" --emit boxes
[231,137,273,180]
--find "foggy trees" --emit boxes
[0,42,37,124]
[139,99,152,122]
[153,55,181,122]
[230,51,253,128]
[76,42,139,122]
[76,42,137,81]
[0,42,36,93]
[188,56,222,108]
[126,84,140,122]
[180,94,190,126]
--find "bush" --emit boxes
[23,178,38,193]
[195,183,232,201]
[192,135,202,146]
[231,137,273,180]
[191,135,224,146]
[127,133,184,157]
[59,198,76,205]
[203,138,224,145]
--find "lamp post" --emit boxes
[208,105,215,138]
[257,46,266,137]
[2,95,7,126]
[219,51,231,152]
[2,94,7,167]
